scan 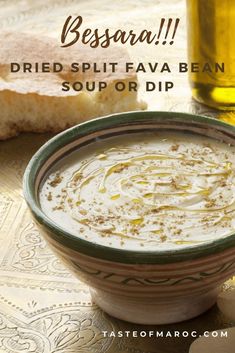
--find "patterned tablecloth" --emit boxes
[0,1,234,352]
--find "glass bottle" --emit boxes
[186,0,235,110]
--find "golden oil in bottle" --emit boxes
[186,0,235,110]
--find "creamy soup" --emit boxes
[40,131,235,250]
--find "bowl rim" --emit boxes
[23,111,235,264]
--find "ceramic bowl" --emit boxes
[23,111,235,324]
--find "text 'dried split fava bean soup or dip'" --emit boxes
[40,131,235,250]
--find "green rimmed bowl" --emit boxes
[23,111,235,324]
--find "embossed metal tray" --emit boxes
[0,133,234,353]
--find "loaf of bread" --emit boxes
[0,32,146,140]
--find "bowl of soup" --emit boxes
[23,111,235,324]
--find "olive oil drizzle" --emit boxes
[52,145,235,246]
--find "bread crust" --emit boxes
[0,32,145,140]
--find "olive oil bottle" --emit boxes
[187,0,235,110]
